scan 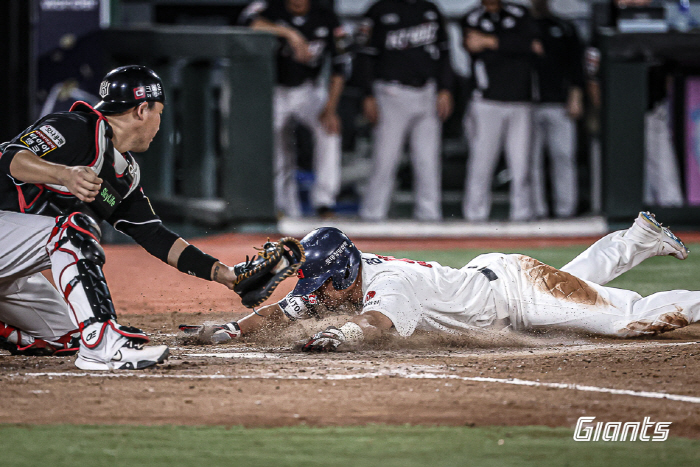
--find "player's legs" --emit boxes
[408,84,442,221]
[561,212,688,285]
[644,101,684,207]
[273,86,303,218]
[546,106,578,218]
[463,99,506,221]
[0,211,77,354]
[297,84,341,212]
[503,102,534,222]
[359,83,413,220]
[505,254,700,337]
[530,105,549,218]
[47,213,168,370]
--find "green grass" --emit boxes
[0,424,698,467]
[380,243,700,297]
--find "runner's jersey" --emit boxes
[279,252,499,337]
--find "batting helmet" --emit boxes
[94,65,165,115]
[292,227,361,296]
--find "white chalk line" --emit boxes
[11,369,700,405]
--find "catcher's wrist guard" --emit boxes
[177,245,218,280]
[233,237,306,308]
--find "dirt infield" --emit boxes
[1,233,699,438]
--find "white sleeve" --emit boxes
[361,274,421,337]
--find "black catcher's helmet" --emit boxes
[94,65,165,115]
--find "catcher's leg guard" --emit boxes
[47,213,168,370]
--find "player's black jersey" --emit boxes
[356,0,453,93]
[240,0,350,87]
[0,102,178,261]
[533,15,585,104]
[462,2,539,102]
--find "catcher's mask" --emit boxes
[292,227,361,296]
[94,65,165,115]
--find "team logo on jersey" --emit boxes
[380,13,400,24]
[315,26,328,37]
[424,11,438,21]
[20,125,66,157]
[302,294,318,305]
[365,291,376,302]
[292,16,306,26]
[99,80,109,98]
[502,17,516,29]
[385,22,439,50]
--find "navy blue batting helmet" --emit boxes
[292,227,361,296]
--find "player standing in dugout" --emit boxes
[240,0,351,219]
[356,0,454,222]
[461,0,542,222]
[0,65,302,370]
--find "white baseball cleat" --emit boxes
[635,211,689,260]
[75,340,169,371]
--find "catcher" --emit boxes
[0,65,303,370]
[182,212,699,350]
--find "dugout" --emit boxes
[101,26,278,226]
[598,28,700,227]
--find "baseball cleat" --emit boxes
[75,341,169,371]
[636,211,689,260]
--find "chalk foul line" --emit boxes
[11,369,700,404]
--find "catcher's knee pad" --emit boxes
[49,213,117,325]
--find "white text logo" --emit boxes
[573,416,671,442]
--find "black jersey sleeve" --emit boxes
[435,7,454,92]
[109,187,179,263]
[329,14,351,78]
[0,112,95,177]
[354,6,382,96]
[565,22,586,90]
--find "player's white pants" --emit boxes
[0,211,76,342]
[273,82,341,217]
[360,81,442,221]
[531,104,578,218]
[471,221,698,336]
[644,100,684,207]
[463,98,533,222]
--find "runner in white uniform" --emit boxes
[186,212,696,349]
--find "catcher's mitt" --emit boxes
[233,237,305,308]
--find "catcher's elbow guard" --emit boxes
[339,322,364,346]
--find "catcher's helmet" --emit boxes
[94,65,165,115]
[292,227,361,296]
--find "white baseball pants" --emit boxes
[0,211,76,341]
[360,81,442,221]
[463,98,534,222]
[273,82,341,217]
[531,104,578,218]
[644,100,684,207]
[470,220,699,336]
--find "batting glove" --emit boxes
[302,326,345,352]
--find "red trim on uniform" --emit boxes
[108,321,150,343]
[65,212,100,242]
[81,321,108,349]
[70,101,108,168]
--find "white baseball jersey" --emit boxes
[281,219,700,338]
